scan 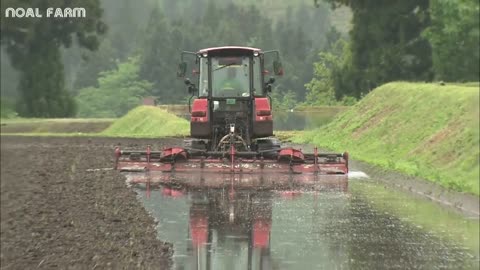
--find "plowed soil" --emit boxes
[0,136,179,269]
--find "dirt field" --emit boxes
[0,136,179,269]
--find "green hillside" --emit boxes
[294,82,480,195]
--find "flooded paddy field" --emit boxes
[130,170,479,269]
[1,135,477,269]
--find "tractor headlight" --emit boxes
[253,51,259,57]
[202,53,207,57]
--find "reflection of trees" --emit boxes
[274,112,306,131]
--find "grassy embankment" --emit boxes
[101,106,189,138]
[0,106,189,138]
[293,82,479,195]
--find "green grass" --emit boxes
[0,98,17,119]
[101,106,189,138]
[293,82,480,195]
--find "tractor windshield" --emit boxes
[211,56,250,98]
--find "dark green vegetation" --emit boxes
[424,0,480,81]
[1,0,106,117]
[136,0,336,106]
[2,0,478,118]
[0,97,17,119]
[1,0,343,118]
[76,57,153,118]
[312,0,479,100]
[294,82,480,195]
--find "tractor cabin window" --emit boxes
[199,58,209,97]
[211,57,250,98]
[252,56,262,96]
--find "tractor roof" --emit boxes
[197,46,261,56]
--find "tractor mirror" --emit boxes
[268,77,275,84]
[273,60,284,76]
[177,62,187,77]
[184,78,191,85]
[265,84,273,93]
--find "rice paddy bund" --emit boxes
[294,82,480,195]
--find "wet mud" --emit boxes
[0,136,178,269]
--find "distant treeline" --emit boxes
[313,0,479,101]
[2,0,338,117]
[1,0,478,118]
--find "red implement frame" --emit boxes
[115,145,348,176]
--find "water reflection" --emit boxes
[187,188,274,270]
[131,176,478,270]
[273,111,336,131]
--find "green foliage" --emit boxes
[73,39,117,90]
[270,90,298,111]
[423,0,479,81]
[305,39,357,105]
[15,43,77,117]
[0,48,18,98]
[322,0,433,99]
[137,1,332,104]
[294,82,480,195]
[139,6,182,103]
[102,106,189,137]
[0,97,18,119]
[1,0,106,117]
[76,57,153,117]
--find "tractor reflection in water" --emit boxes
[127,173,348,270]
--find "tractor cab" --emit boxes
[178,46,283,151]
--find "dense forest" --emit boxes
[1,0,479,117]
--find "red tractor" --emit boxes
[115,46,348,182]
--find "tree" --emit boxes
[1,0,106,117]
[306,39,357,105]
[76,57,152,117]
[423,0,479,81]
[320,0,433,98]
[73,39,116,90]
[139,5,184,103]
[0,48,18,98]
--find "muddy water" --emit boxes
[128,172,479,270]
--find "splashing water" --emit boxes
[348,170,369,179]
